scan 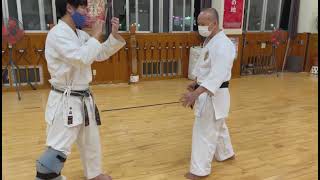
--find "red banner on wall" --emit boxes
[86,0,106,27]
[223,0,244,29]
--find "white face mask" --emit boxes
[198,26,212,37]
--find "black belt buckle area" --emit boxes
[193,81,229,90]
[72,90,91,97]
[193,84,200,90]
[220,81,229,88]
[51,86,91,97]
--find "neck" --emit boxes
[208,29,221,39]
[203,29,221,46]
[61,15,76,31]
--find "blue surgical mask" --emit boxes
[71,10,86,29]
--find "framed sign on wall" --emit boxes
[223,0,244,29]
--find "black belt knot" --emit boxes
[50,86,101,127]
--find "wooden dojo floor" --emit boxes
[2,73,318,180]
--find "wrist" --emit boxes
[111,31,118,37]
[111,32,125,42]
[193,81,197,86]
[192,90,201,97]
[111,32,121,39]
[194,86,206,96]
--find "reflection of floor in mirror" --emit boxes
[2,72,318,180]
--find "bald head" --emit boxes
[201,8,219,24]
[197,8,220,37]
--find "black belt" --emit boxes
[190,81,229,109]
[51,86,101,126]
[194,81,229,90]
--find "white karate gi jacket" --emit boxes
[44,20,126,127]
[192,31,236,120]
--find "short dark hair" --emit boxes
[56,0,88,18]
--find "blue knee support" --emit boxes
[36,147,67,180]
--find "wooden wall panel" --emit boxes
[2,40,10,65]
[2,33,50,92]
[91,57,115,83]
[241,32,288,74]
[228,35,242,78]
[91,34,131,84]
[241,32,312,75]
[288,33,308,57]
[3,32,244,92]
[284,33,308,72]
[304,34,318,72]
[132,32,202,80]
[275,33,289,70]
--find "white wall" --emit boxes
[298,0,318,33]
[212,0,245,35]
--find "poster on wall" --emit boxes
[86,0,106,27]
[223,0,244,29]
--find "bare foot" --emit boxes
[89,174,112,180]
[184,172,208,180]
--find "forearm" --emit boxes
[194,86,210,97]
[95,33,126,62]
[111,32,125,43]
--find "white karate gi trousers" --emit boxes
[190,94,234,176]
[46,94,102,179]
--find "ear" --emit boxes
[208,22,214,31]
[209,21,218,31]
[66,3,74,14]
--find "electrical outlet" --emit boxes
[93,69,97,76]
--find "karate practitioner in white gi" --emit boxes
[180,8,236,180]
[35,0,125,180]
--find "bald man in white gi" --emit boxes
[181,8,236,180]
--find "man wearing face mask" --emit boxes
[35,0,125,180]
[180,8,236,180]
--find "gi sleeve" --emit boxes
[53,32,103,66]
[95,33,126,62]
[200,43,235,95]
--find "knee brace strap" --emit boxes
[36,172,61,179]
